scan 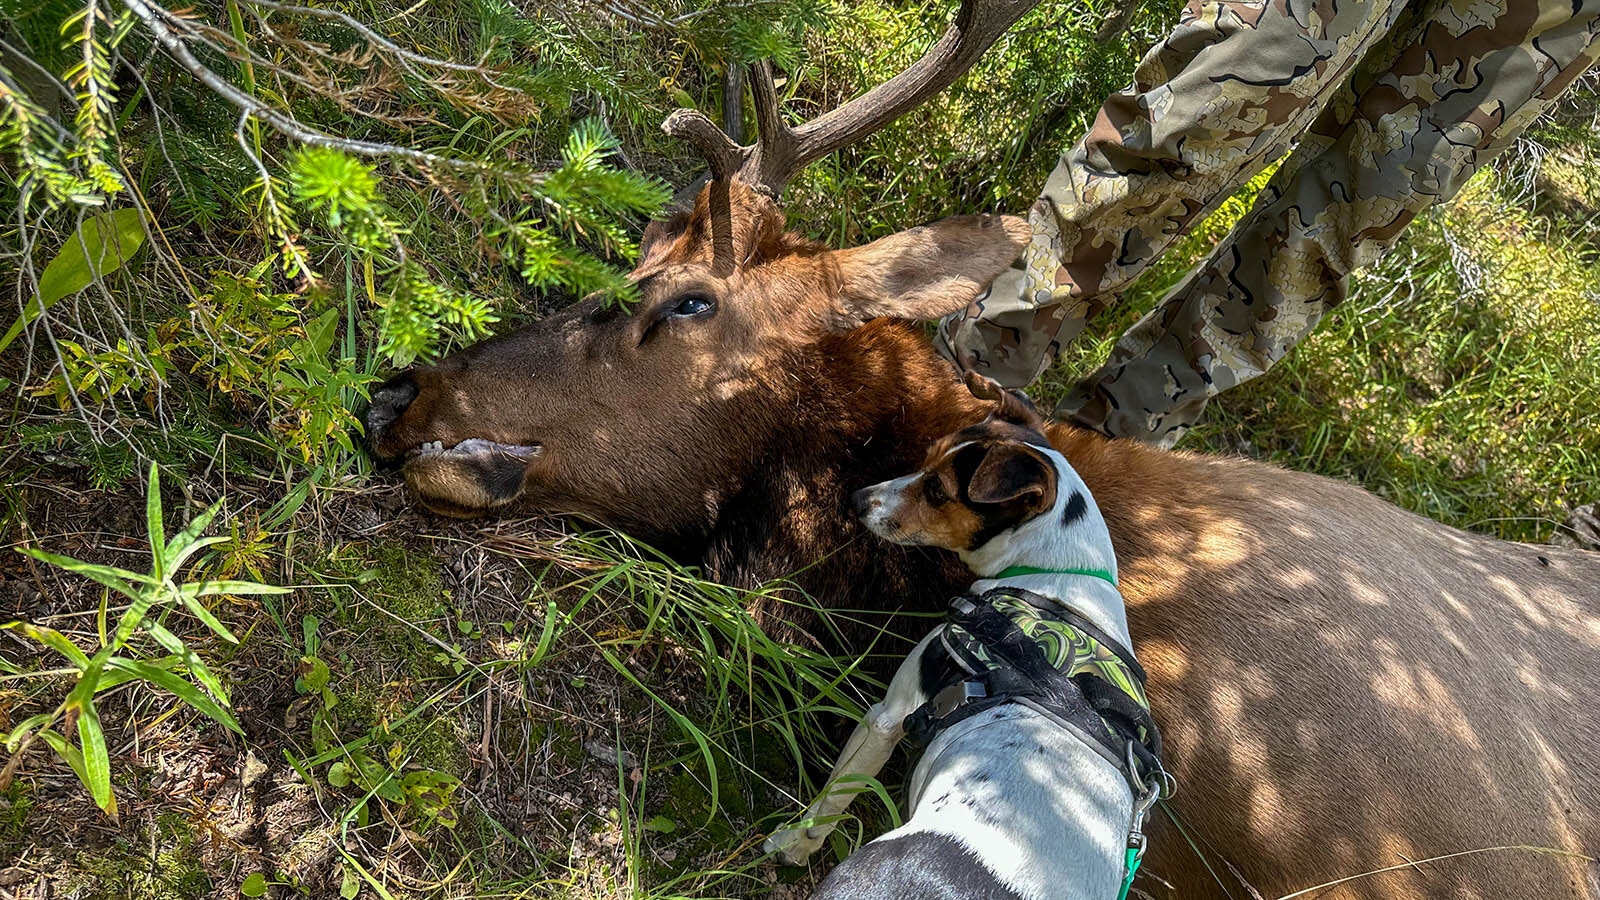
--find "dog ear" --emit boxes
[967,442,1054,509]
[965,372,1044,429]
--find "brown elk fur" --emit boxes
[367,182,1600,898]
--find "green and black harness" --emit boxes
[902,582,1169,900]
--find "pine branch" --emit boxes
[119,0,517,176]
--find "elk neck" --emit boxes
[699,319,987,636]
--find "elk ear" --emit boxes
[966,442,1055,510]
[830,214,1030,326]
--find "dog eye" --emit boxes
[669,294,715,318]
[922,476,947,506]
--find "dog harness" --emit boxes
[903,586,1168,900]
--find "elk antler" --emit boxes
[662,0,1042,196]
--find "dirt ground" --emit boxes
[0,461,846,899]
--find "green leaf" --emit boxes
[96,654,178,691]
[164,534,229,575]
[643,815,677,834]
[104,656,241,734]
[4,713,58,752]
[76,697,115,814]
[3,621,91,668]
[374,776,404,804]
[145,463,165,581]
[145,621,228,702]
[326,760,351,788]
[295,656,329,694]
[112,587,162,650]
[240,872,269,897]
[37,728,89,785]
[306,306,339,360]
[174,591,241,644]
[163,499,225,573]
[183,579,291,598]
[20,548,157,600]
[0,208,147,355]
[338,863,360,899]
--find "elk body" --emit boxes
[364,3,1600,895]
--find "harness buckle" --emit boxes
[931,680,988,719]
[1126,739,1164,832]
[948,595,979,617]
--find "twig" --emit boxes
[120,0,500,174]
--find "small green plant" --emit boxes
[167,263,375,463]
[0,463,287,815]
[291,616,463,832]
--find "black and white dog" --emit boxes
[765,374,1165,900]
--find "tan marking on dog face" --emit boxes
[861,462,987,549]
[861,430,1058,551]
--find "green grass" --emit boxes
[1040,166,1600,543]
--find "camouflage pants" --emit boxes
[939,0,1600,447]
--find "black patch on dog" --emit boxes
[1061,491,1087,527]
[809,832,1027,900]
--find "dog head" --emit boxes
[853,373,1117,579]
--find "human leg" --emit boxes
[940,0,1409,386]
[1063,0,1600,445]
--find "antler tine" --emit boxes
[661,108,746,182]
[745,60,798,189]
[752,0,1040,193]
[661,0,1039,195]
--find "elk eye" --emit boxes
[669,294,715,318]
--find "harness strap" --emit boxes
[903,586,1171,899]
[903,588,1163,786]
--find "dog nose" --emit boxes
[365,373,418,439]
[851,487,878,519]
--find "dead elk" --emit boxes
[364,3,1600,897]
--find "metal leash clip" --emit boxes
[1118,742,1169,900]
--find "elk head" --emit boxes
[364,0,1040,545]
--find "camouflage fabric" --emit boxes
[939,0,1600,446]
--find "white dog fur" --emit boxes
[765,440,1148,900]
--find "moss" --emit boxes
[320,541,448,624]
[54,813,212,900]
[313,541,454,684]
[0,782,34,854]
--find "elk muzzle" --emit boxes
[363,363,548,517]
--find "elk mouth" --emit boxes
[398,438,545,517]
[404,437,543,463]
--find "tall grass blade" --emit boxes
[146,463,166,580]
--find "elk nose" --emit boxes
[365,373,418,439]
